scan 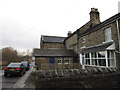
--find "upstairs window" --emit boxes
[104,27,112,42]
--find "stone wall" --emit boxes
[35,57,80,70]
[35,67,120,89]
[41,43,65,49]
[78,21,119,50]
[78,21,91,34]
[65,34,77,50]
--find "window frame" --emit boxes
[57,58,62,64]
[81,50,115,67]
[104,27,112,42]
[64,59,70,64]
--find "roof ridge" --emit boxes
[42,35,66,38]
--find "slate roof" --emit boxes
[65,13,120,40]
[41,35,66,43]
[33,49,77,57]
[80,41,114,53]
[78,13,120,37]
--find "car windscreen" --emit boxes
[21,62,28,66]
[7,63,21,67]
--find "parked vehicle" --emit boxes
[4,63,26,77]
[20,61,30,71]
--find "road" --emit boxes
[0,62,35,89]
[2,75,21,88]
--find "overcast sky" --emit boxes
[0,0,120,52]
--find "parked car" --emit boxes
[20,61,30,71]
[4,63,26,77]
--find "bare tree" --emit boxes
[2,47,20,65]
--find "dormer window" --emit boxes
[104,27,112,42]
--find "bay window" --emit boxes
[81,50,115,67]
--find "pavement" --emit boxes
[12,66,36,89]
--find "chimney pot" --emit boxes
[67,31,72,36]
[91,8,98,12]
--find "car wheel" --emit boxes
[4,73,10,77]
[4,74,8,77]
[23,71,25,74]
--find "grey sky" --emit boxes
[0,0,120,52]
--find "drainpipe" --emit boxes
[116,19,120,52]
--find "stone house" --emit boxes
[65,8,120,69]
[33,35,79,70]
[34,8,120,70]
[34,49,79,70]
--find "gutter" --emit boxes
[116,19,120,52]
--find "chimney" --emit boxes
[67,31,72,36]
[90,8,100,27]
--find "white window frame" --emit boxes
[64,59,70,64]
[80,50,115,67]
[57,58,62,64]
[107,50,116,67]
[104,27,112,42]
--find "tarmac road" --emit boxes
[2,75,21,88]
[1,63,34,89]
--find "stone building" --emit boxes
[34,8,120,70]
[65,8,120,69]
[40,35,66,49]
[33,35,79,70]
[34,49,79,70]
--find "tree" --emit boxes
[2,47,20,65]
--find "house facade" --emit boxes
[33,8,120,70]
[34,49,79,70]
[34,35,79,70]
[65,8,120,69]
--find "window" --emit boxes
[81,50,115,67]
[81,37,86,48]
[64,60,70,64]
[49,58,55,64]
[85,53,90,65]
[104,27,112,42]
[91,52,97,65]
[58,58,62,64]
[107,51,115,66]
[98,51,106,66]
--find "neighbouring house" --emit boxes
[40,35,66,49]
[33,8,120,70]
[34,49,79,70]
[33,35,79,70]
